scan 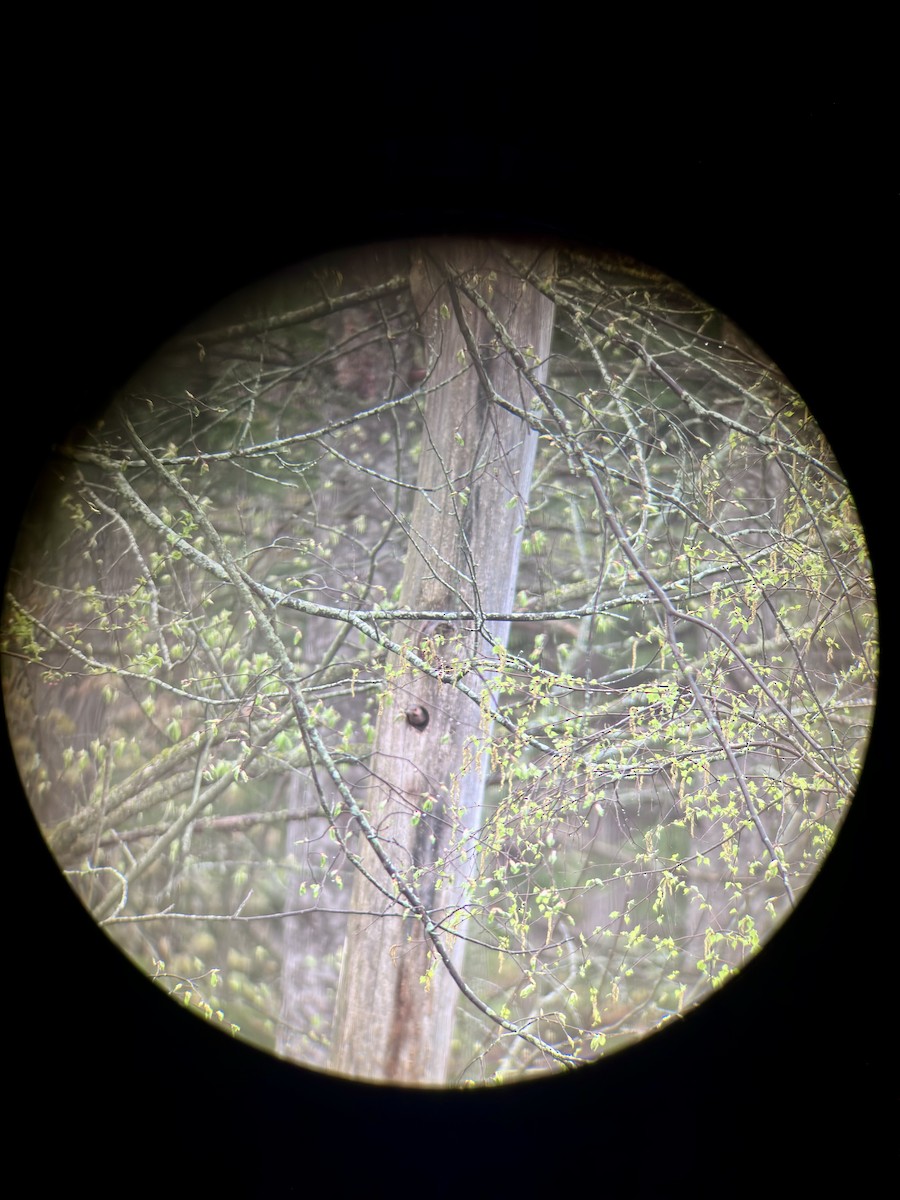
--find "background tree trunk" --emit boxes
[329,243,556,1083]
[276,268,421,1066]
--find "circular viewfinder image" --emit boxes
[2,239,877,1086]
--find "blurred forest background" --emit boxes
[2,240,876,1085]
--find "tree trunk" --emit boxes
[276,280,421,1067]
[329,243,555,1084]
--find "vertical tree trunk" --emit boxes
[329,243,555,1084]
[277,279,420,1067]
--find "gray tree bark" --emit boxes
[329,243,555,1084]
[276,275,420,1067]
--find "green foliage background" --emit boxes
[2,243,876,1082]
